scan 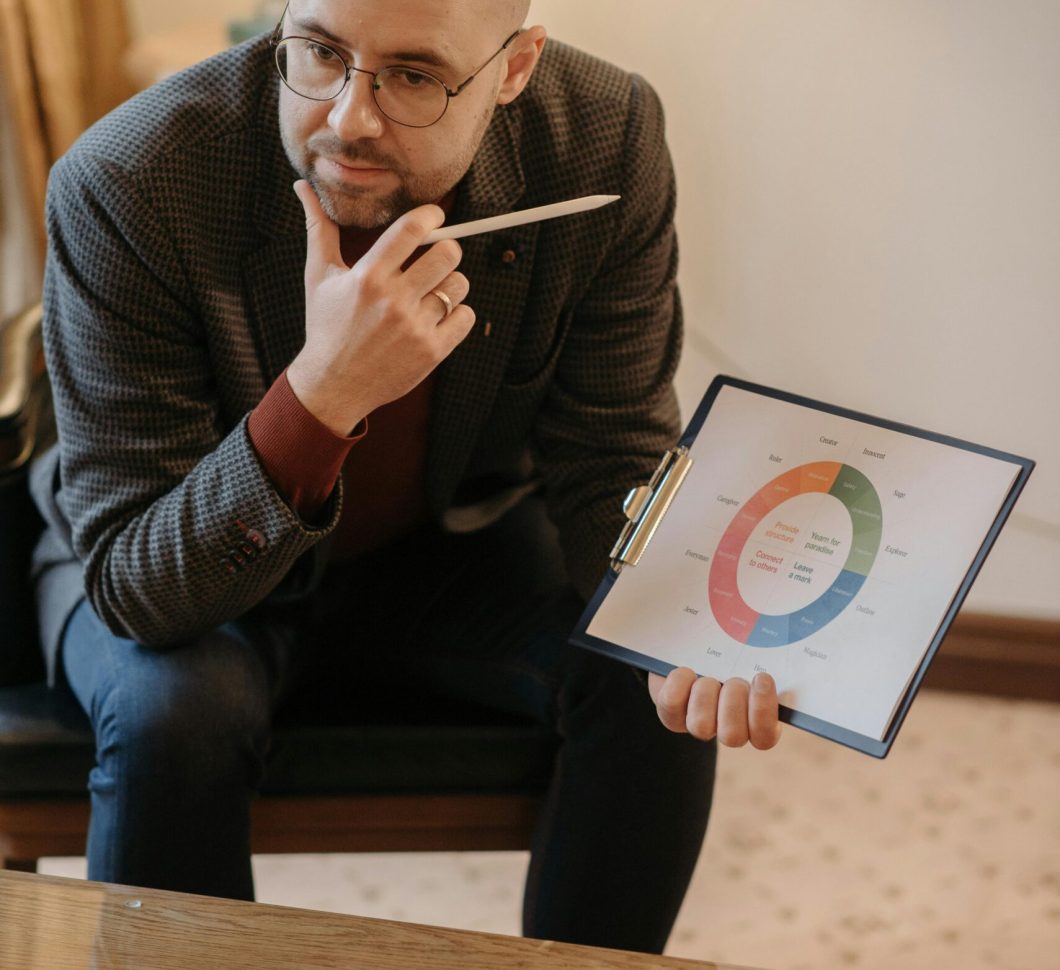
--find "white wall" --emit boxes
[117,1,1060,618]
[527,0,1059,618]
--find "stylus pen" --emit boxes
[422,194,621,244]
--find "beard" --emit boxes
[298,135,422,227]
[282,104,496,229]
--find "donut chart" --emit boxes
[708,462,882,646]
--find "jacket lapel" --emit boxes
[426,104,539,515]
[243,79,307,389]
[242,230,306,389]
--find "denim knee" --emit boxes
[105,667,268,792]
[64,602,274,794]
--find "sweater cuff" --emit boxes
[248,370,366,520]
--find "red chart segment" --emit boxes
[708,462,881,647]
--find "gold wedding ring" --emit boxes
[430,289,453,318]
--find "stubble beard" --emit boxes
[307,167,417,229]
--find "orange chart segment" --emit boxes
[708,462,881,647]
[760,461,841,509]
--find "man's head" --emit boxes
[277,0,543,228]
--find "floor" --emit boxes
[41,688,1060,969]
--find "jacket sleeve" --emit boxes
[42,148,340,647]
[535,75,684,602]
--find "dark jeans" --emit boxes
[62,498,716,953]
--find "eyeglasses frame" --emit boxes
[270,3,522,128]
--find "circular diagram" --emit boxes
[708,461,882,646]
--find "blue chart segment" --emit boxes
[709,462,882,647]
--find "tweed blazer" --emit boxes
[31,34,683,668]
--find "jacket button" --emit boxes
[245,528,267,550]
[235,519,267,550]
[500,249,517,264]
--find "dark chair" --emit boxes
[0,305,556,872]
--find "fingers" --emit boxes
[650,667,782,750]
[422,272,470,322]
[435,303,477,354]
[748,671,782,750]
[686,676,722,740]
[294,180,342,274]
[292,185,450,280]
[717,678,750,747]
[295,185,464,318]
[423,271,473,345]
[652,667,698,734]
[716,673,781,749]
[404,237,464,294]
[368,203,448,271]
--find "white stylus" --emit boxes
[422,194,620,244]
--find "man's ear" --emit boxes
[496,26,547,105]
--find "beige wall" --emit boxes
[80,2,1060,617]
[125,0,258,37]
[525,0,1060,618]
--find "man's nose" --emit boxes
[327,72,385,140]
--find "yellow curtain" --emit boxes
[0,0,132,262]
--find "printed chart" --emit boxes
[582,384,1023,743]
[710,462,881,647]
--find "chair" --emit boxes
[0,305,556,873]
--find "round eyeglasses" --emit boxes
[272,29,520,129]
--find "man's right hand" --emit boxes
[286,180,476,436]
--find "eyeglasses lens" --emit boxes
[276,39,347,100]
[374,67,448,127]
[275,39,448,127]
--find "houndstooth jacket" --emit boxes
[30,34,683,671]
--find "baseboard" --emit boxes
[924,611,1060,702]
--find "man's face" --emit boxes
[278,0,518,228]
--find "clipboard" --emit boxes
[570,376,1035,757]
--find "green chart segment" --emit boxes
[708,461,883,647]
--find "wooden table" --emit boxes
[0,870,756,969]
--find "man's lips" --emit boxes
[319,157,392,185]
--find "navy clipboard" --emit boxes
[570,376,1035,758]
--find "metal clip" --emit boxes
[609,446,694,572]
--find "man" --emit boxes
[31,0,781,954]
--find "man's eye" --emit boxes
[391,68,432,87]
[308,42,339,62]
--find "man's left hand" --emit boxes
[648,669,782,749]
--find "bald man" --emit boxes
[35,0,779,954]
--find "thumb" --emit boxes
[294,180,341,271]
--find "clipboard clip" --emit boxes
[610,445,694,572]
